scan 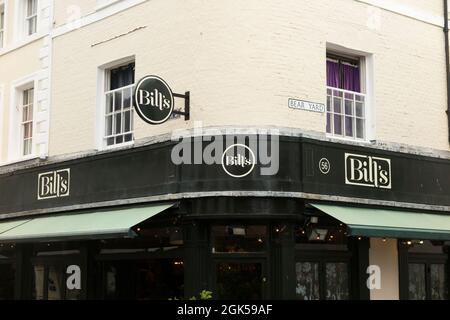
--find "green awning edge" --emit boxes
[309,203,450,241]
[0,202,176,243]
[348,226,450,241]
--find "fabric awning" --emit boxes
[0,219,32,234]
[309,203,450,241]
[0,203,174,243]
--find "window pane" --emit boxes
[27,0,37,16]
[334,114,342,135]
[124,133,133,142]
[130,110,134,131]
[430,264,447,300]
[114,91,122,111]
[23,139,32,156]
[355,102,364,117]
[26,104,33,121]
[295,262,320,300]
[123,87,132,109]
[326,112,331,133]
[0,10,4,29]
[114,113,122,134]
[345,116,354,137]
[109,63,135,90]
[342,63,360,93]
[344,100,353,115]
[325,263,349,300]
[333,97,342,113]
[115,135,123,144]
[105,115,113,136]
[326,60,340,88]
[28,17,37,35]
[356,118,365,139]
[326,95,331,112]
[107,137,115,146]
[408,263,426,300]
[124,110,131,133]
[47,266,64,300]
[106,93,113,114]
[24,123,33,139]
[33,265,45,300]
[23,106,29,122]
[216,262,262,300]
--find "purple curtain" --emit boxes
[342,64,360,92]
[326,60,340,88]
[327,60,361,93]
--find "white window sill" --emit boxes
[99,140,135,152]
[325,134,372,144]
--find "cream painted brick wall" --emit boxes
[0,39,46,162]
[53,0,97,28]
[49,0,450,156]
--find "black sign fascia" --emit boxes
[0,136,448,217]
[301,138,450,206]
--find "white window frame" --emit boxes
[325,45,375,142]
[0,1,5,49]
[21,87,34,156]
[14,0,39,41]
[8,74,38,163]
[96,56,135,151]
[25,0,38,36]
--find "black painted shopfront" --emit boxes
[0,135,449,300]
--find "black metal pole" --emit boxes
[444,0,450,143]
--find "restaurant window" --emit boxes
[31,246,83,300]
[103,62,135,147]
[326,53,366,140]
[211,225,267,253]
[97,222,184,300]
[212,225,268,300]
[403,240,448,300]
[295,223,351,300]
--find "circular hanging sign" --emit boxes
[133,75,174,125]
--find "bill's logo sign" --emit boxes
[38,169,70,200]
[345,153,391,189]
[222,144,256,178]
[133,75,174,125]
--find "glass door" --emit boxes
[31,254,83,301]
[214,260,267,300]
[408,262,447,300]
[295,261,350,300]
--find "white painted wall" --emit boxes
[369,238,400,300]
